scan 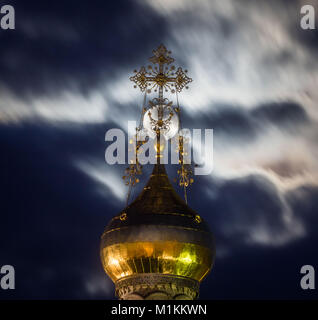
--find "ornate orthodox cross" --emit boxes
[130,44,193,101]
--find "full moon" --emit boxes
[143,105,179,140]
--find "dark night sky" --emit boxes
[0,0,318,299]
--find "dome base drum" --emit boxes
[115,274,199,300]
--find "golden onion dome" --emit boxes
[100,164,215,299]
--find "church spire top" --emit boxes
[124,45,194,205]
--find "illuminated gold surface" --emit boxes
[101,241,212,283]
